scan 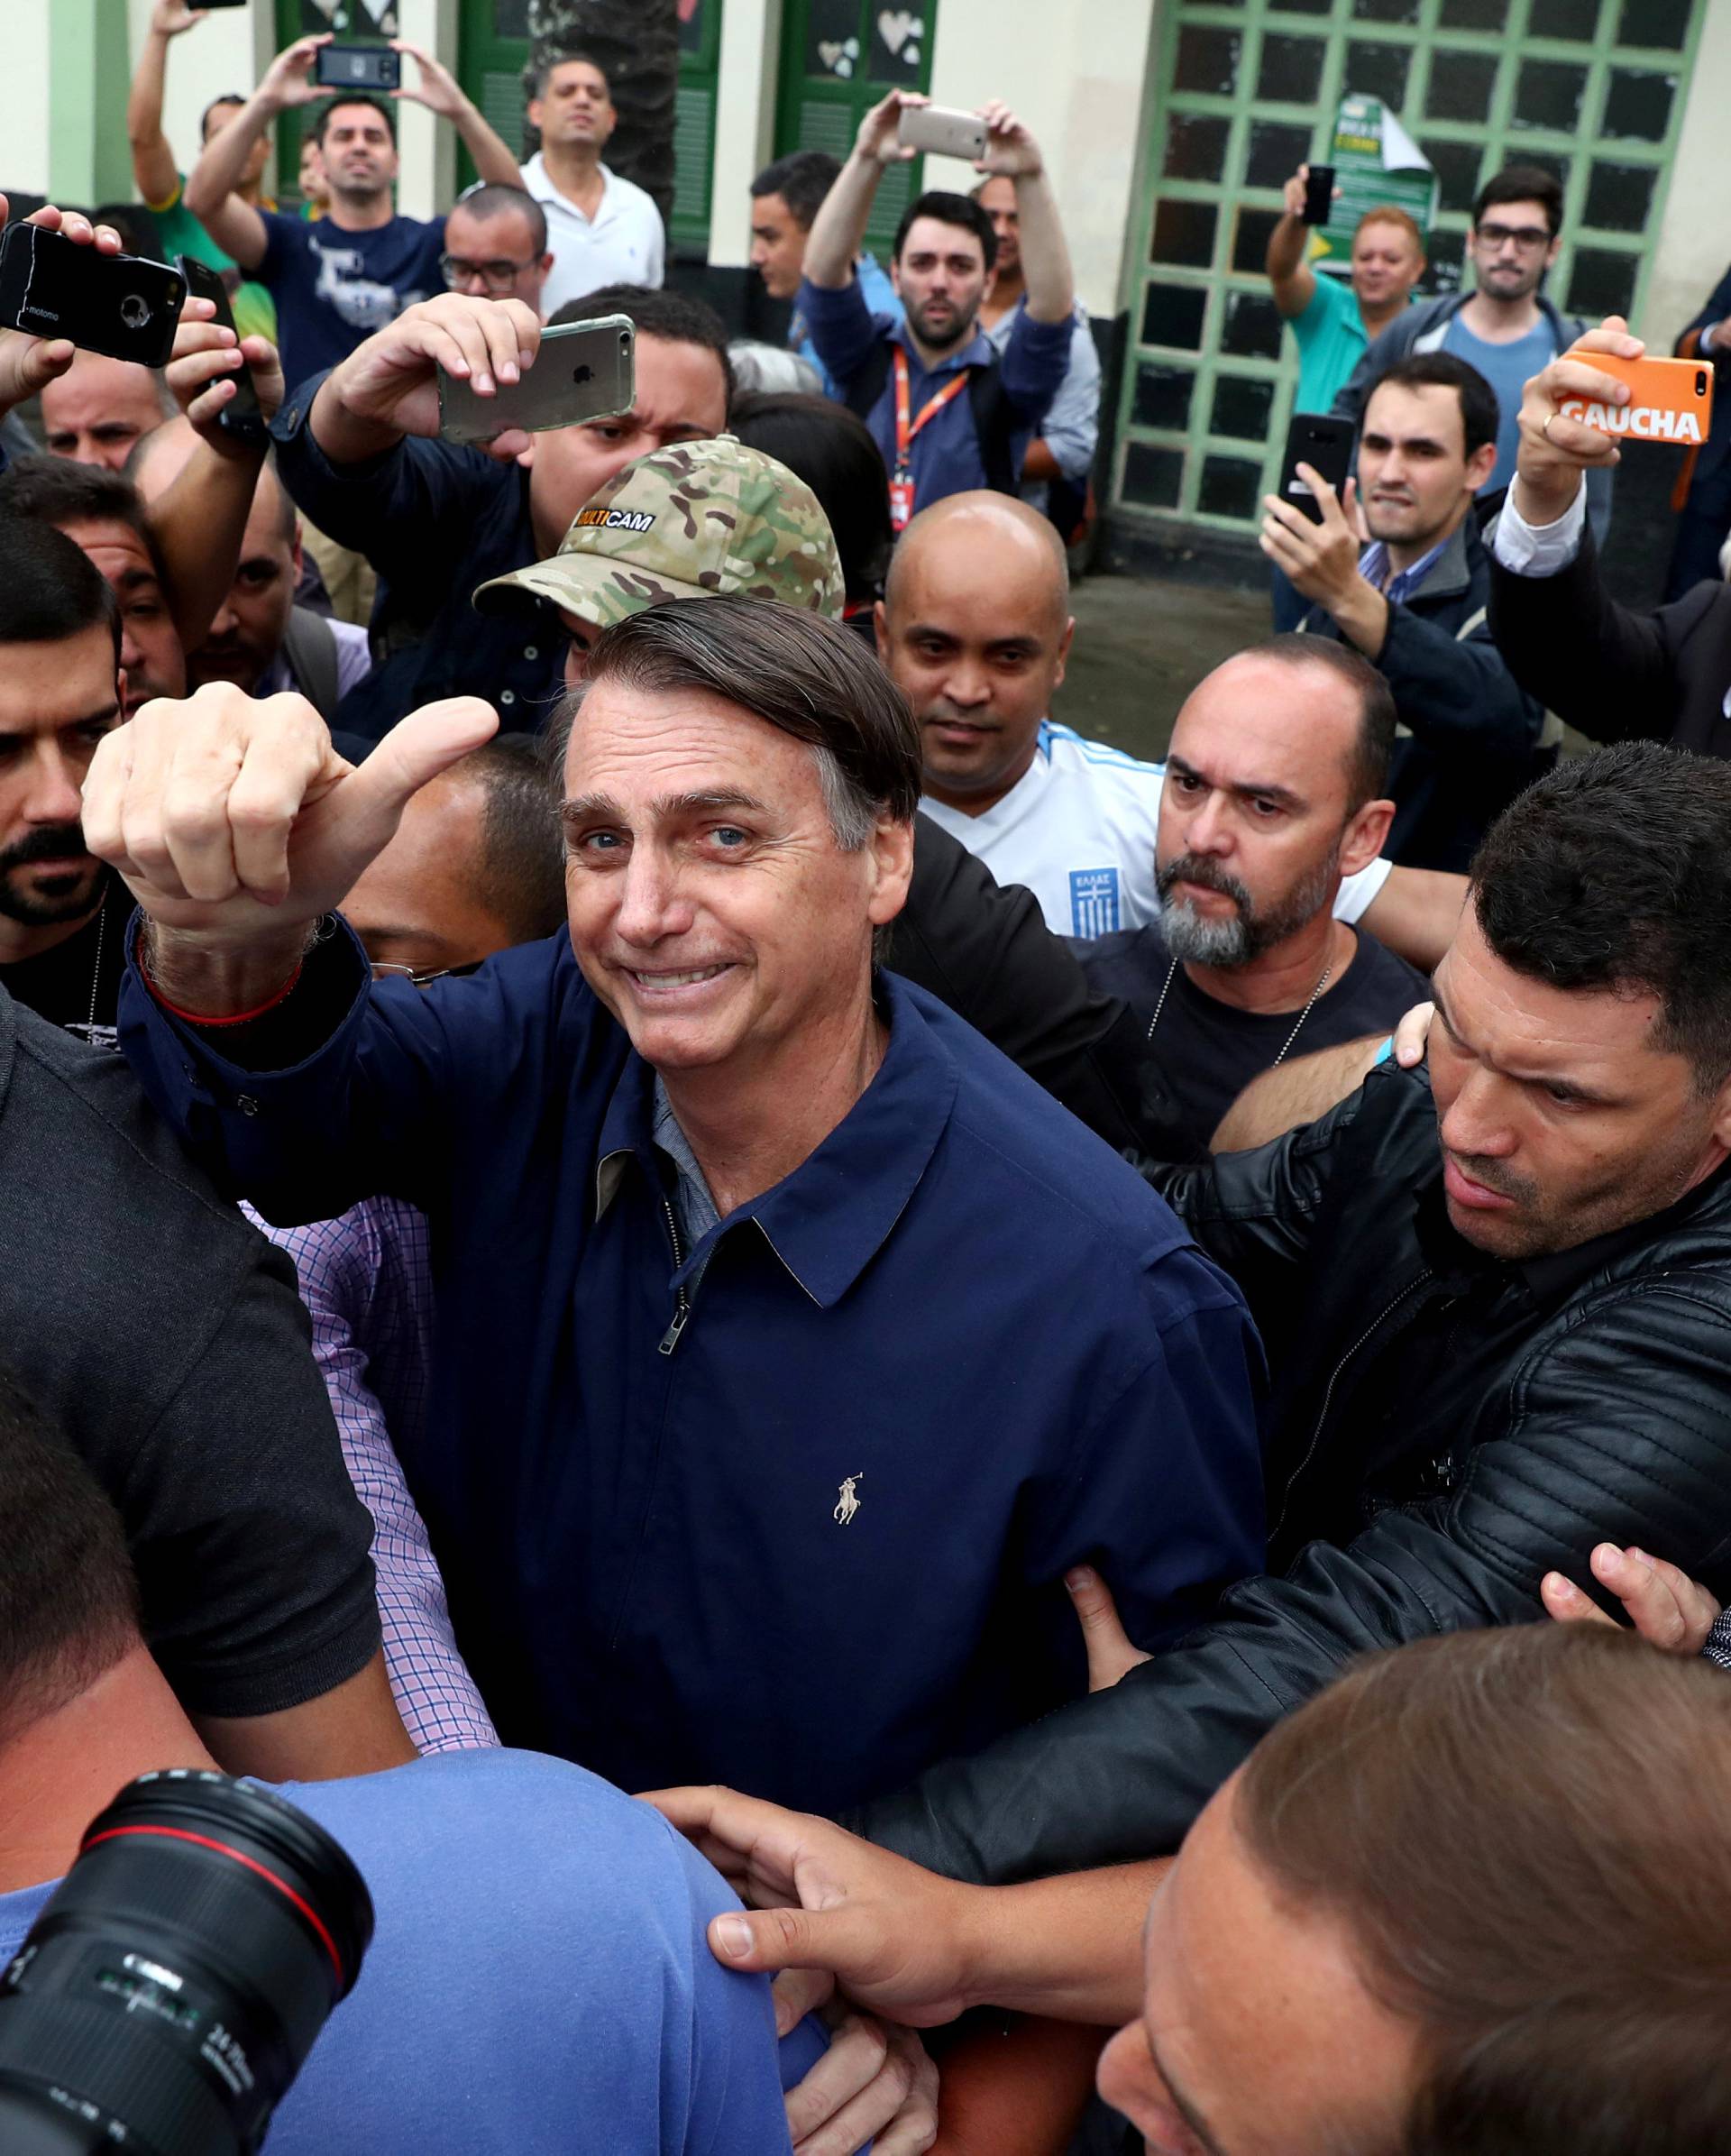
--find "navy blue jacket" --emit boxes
[118,927,1266,1815]
[270,373,564,744]
[1679,265,1731,504]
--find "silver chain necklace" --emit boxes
[1145,952,1333,1066]
[85,887,108,1036]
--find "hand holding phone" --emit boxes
[437,317,636,446]
[316,44,402,93]
[0,220,184,370]
[1276,412,1356,524]
[177,258,269,445]
[1555,350,1713,446]
[0,200,126,411]
[898,105,988,162]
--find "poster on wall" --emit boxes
[1310,94,1438,275]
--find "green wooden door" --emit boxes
[773,0,937,252]
[1113,0,1708,533]
[453,0,725,249]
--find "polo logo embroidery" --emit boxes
[834,1473,863,1525]
[1069,867,1121,938]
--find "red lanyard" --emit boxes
[890,345,968,530]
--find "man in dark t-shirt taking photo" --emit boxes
[1078,637,1430,1158]
[185,32,523,390]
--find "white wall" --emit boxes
[5,3,53,196]
[1640,0,1731,341]
[707,0,783,268]
[927,0,1157,319]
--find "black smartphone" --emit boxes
[1302,164,1336,226]
[315,44,402,92]
[177,255,267,444]
[1278,410,1356,523]
[0,223,185,369]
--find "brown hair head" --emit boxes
[1354,205,1425,256]
[1236,1623,1731,2155]
[549,595,921,847]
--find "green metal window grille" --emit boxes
[773,0,937,252]
[1113,0,1706,532]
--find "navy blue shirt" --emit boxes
[257,209,446,400]
[271,374,563,743]
[798,275,1069,514]
[120,929,1266,1816]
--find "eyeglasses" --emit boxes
[439,254,536,292]
[1473,223,1552,253]
[370,959,485,990]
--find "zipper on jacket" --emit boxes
[1273,1269,1433,1539]
[656,1189,691,1356]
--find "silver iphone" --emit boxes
[897,106,989,161]
[437,316,636,445]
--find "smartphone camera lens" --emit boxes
[119,294,151,331]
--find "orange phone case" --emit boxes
[1557,351,1714,445]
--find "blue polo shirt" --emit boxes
[798,273,1069,513]
[119,927,1265,1817]
[0,1749,829,2156]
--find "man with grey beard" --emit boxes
[1077,636,1431,1158]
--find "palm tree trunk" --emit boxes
[526,0,680,229]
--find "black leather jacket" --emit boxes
[850,1060,1731,1882]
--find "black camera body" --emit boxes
[0,1772,372,2156]
[0,224,186,370]
[315,44,402,92]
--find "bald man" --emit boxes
[130,420,370,717]
[877,491,1405,950]
[41,349,175,470]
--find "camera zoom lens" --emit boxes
[119,294,152,331]
[0,1771,373,2156]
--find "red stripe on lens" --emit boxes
[79,1826,346,1985]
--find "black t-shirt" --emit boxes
[1076,920,1431,1161]
[0,877,129,1045]
[0,977,380,1720]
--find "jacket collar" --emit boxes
[1404,514,1476,602]
[1409,1122,1731,1309]
[592,971,958,1307]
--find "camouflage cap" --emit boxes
[472,435,847,629]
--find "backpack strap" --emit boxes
[280,605,342,720]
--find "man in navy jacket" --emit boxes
[1665,261,1731,599]
[93,598,1265,1818]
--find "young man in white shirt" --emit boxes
[877,491,1461,967]
[520,54,665,315]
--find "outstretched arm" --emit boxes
[389,41,523,188]
[188,34,332,266]
[1265,167,1320,318]
[129,0,206,210]
[804,89,913,288]
[976,103,1073,327]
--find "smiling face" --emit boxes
[1358,380,1495,554]
[1096,1782,1417,2156]
[559,679,911,1078]
[1426,906,1731,1259]
[892,216,990,353]
[1349,216,1424,313]
[526,334,728,560]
